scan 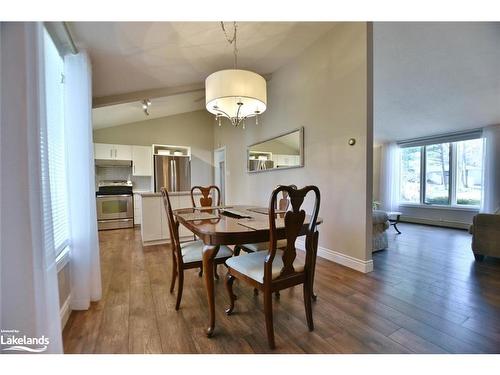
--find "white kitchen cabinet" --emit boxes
[93,143,132,160]
[94,143,115,160]
[132,145,152,176]
[160,194,177,239]
[177,195,195,238]
[133,193,142,225]
[141,196,163,242]
[114,144,132,160]
[140,193,198,246]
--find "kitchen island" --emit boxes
[138,191,200,246]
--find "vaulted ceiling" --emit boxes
[72,22,500,137]
[69,22,336,98]
[374,22,500,144]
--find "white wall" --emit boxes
[214,23,374,271]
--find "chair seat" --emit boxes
[181,240,233,264]
[226,250,304,283]
[241,239,288,252]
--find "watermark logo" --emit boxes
[1,329,49,353]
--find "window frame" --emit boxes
[399,137,483,210]
[43,28,71,259]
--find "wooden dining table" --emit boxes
[173,205,323,337]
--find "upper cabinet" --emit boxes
[94,143,132,161]
[132,145,153,176]
[114,144,132,160]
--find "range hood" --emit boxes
[95,159,132,167]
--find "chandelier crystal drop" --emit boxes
[205,22,267,128]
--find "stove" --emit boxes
[96,180,134,230]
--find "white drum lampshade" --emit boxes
[205,69,267,127]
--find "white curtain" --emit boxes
[0,23,63,353]
[481,124,500,214]
[64,51,102,310]
[379,142,400,212]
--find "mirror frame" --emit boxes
[247,127,304,173]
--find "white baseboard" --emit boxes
[295,239,373,273]
[400,216,470,230]
[60,294,71,329]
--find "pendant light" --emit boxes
[205,22,267,129]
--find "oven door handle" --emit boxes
[96,194,132,198]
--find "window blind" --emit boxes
[43,29,70,256]
[397,129,483,148]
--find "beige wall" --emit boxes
[93,110,215,187]
[214,23,373,265]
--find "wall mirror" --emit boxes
[247,127,304,173]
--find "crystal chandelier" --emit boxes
[205,22,267,129]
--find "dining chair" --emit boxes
[190,185,221,208]
[224,185,321,349]
[161,187,233,310]
[190,185,222,277]
[234,184,298,299]
[234,184,297,255]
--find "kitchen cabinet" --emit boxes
[132,145,152,176]
[141,196,164,242]
[133,193,142,225]
[177,195,195,238]
[140,193,197,246]
[94,143,132,160]
[114,144,132,160]
[94,143,115,160]
[273,154,301,168]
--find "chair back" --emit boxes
[277,184,297,211]
[265,185,320,281]
[160,188,183,264]
[190,185,221,208]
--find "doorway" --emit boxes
[214,147,227,204]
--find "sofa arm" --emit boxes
[473,213,500,227]
[471,214,500,257]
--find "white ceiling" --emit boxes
[70,22,336,98]
[374,22,500,144]
[92,91,205,129]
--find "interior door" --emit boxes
[213,148,226,204]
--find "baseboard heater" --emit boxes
[400,216,470,230]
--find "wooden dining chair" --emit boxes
[190,185,222,277]
[190,185,221,208]
[234,184,298,299]
[224,185,321,349]
[234,184,297,255]
[161,187,233,310]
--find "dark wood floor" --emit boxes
[62,223,500,353]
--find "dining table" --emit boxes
[173,205,323,337]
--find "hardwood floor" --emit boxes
[62,223,500,353]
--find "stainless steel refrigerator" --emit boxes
[154,155,191,192]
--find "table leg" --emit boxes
[202,244,220,337]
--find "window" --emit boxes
[399,137,483,208]
[43,29,70,256]
[400,147,421,203]
[424,143,450,205]
[456,138,483,206]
